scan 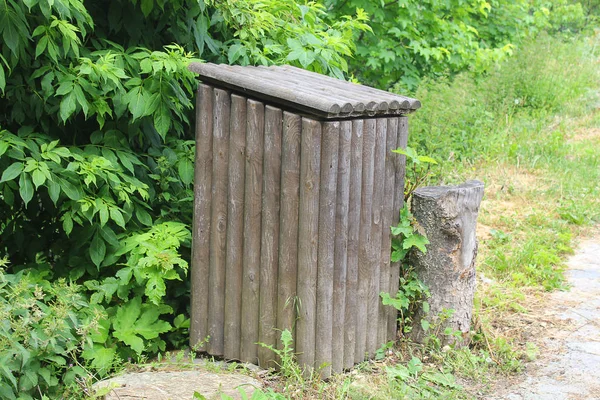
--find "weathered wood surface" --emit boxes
[240,99,265,364]
[366,118,387,356]
[343,119,363,369]
[315,121,339,377]
[276,112,301,351]
[207,88,231,356]
[296,118,321,372]
[356,118,376,363]
[332,120,351,373]
[258,106,283,368]
[409,180,485,345]
[188,63,420,119]
[191,84,214,351]
[388,117,409,341]
[223,94,247,360]
[378,117,398,346]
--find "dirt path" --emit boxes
[492,234,600,400]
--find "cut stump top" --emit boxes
[188,63,421,119]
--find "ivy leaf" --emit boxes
[402,234,430,253]
[0,162,24,182]
[90,233,106,267]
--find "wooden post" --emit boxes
[356,118,376,363]
[378,118,398,346]
[223,94,247,360]
[240,99,264,364]
[276,112,301,350]
[315,121,339,377]
[258,106,283,368]
[296,118,321,372]
[191,84,213,351]
[388,117,408,341]
[344,120,363,369]
[207,88,230,356]
[332,120,351,373]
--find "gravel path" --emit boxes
[494,235,600,400]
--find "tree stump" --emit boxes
[409,180,484,345]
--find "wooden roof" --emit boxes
[188,63,420,119]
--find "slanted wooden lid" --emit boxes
[188,63,420,119]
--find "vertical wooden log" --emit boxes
[296,118,321,373]
[240,100,265,363]
[344,120,363,369]
[258,106,283,368]
[277,112,301,349]
[332,121,351,373]
[223,95,247,360]
[388,117,409,341]
[366,118,387,355]
[378,118,398,347]
[355,118,376,363]
[315,121,339,377]
[207,88,231,356]
[191,84,213,351]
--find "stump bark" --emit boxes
[409,180,484,344]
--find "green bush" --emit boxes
[0,260,102,399]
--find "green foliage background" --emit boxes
[0,0,597,397]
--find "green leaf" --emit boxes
[19,174,34,207]
[60,91,77,122]
[81,345,117,372]
[0,162,24,182]
[126,86,148,120]
[402,234,430,253]
[62,214,73,235]
[90,233,106,267]
[110,208,126,228]
[178,159,194,185]
[0,141,8,157]
[31,169,46,188]
[135,207,152,226]
[0,64,5,94]
[420,319,430,332]
[112,297,171,354]
[58,178,82,200]
[154,103,171,139]
[140,0,154,16]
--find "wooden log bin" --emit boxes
[188,63,420,376]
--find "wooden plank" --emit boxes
[315,121,340,378]
[355,118,376,363]
[240,99,265,363]
[332,120,352,373]
[258,106,283,368]
[191,84,213,351]
[223,94,247,360]
[276,112,301,350]
[366,118,387,356]
[344,119,363,369]
[296,118,322,373]
[388,117,409,341]
[378,118,399,347]
[207,88,231,356]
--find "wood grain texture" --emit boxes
[276,112,301,350]
[258,106,283,368]
[378,118,398,347]
[207,88,231,356]
[355,118,376,363]
[332,120,351,373]
[191,84,213,351]
[343,119,363,369]
[315,121,340,378]
[388,117,409,341]
[240,99,265,363]
[366,118,387,356]
[296,118,322,373]
[223,94,247,360]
